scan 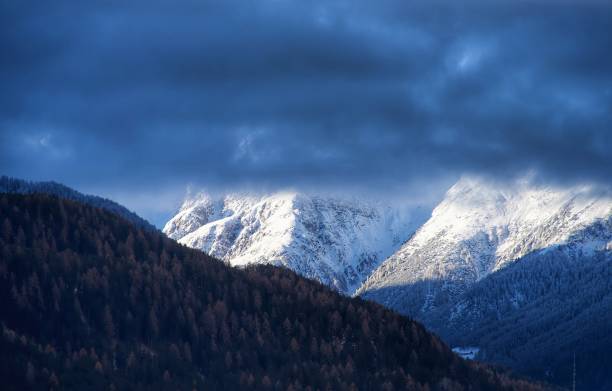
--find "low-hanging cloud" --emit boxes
[1,0,611,202]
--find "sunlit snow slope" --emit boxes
[164,191,427,295]
[358,175,612,316]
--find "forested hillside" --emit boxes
[0,194,550,390]
[425,246,612,390]
[0,176,155,231]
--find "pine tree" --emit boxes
[103,305,115,340]
[26,362,35,385]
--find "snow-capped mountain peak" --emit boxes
[358,175,612,315]
[164,190,427,295]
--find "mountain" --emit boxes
[359,176,612,313]
[0,176,155,231]
[0,193,550,390]
[427,246,612,390]
[358,176,612,389]
[164,191,427,295]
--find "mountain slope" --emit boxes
[164,191,426,295]
[358,176,612,315]
[0,175,155,231]
[0,193,549,390]
[358,176,612,390]
[426,244,612,390]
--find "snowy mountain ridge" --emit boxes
[164,190,428,295]
[358,176,612,316]
[164,176,612,304]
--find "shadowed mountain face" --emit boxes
[363,235,612,390]
[437,248,612,390]
[0,193,549,390]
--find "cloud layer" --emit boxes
[2,1,611,213]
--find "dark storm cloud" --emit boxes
[1,0,612,196]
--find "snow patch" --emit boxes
[452,346,480,360]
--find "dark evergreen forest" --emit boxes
[0,194,552,390]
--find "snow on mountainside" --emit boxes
[164,191,427,295]
[358,175,612,316]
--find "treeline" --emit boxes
[0,193,551,390]
[0,176,155,231]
